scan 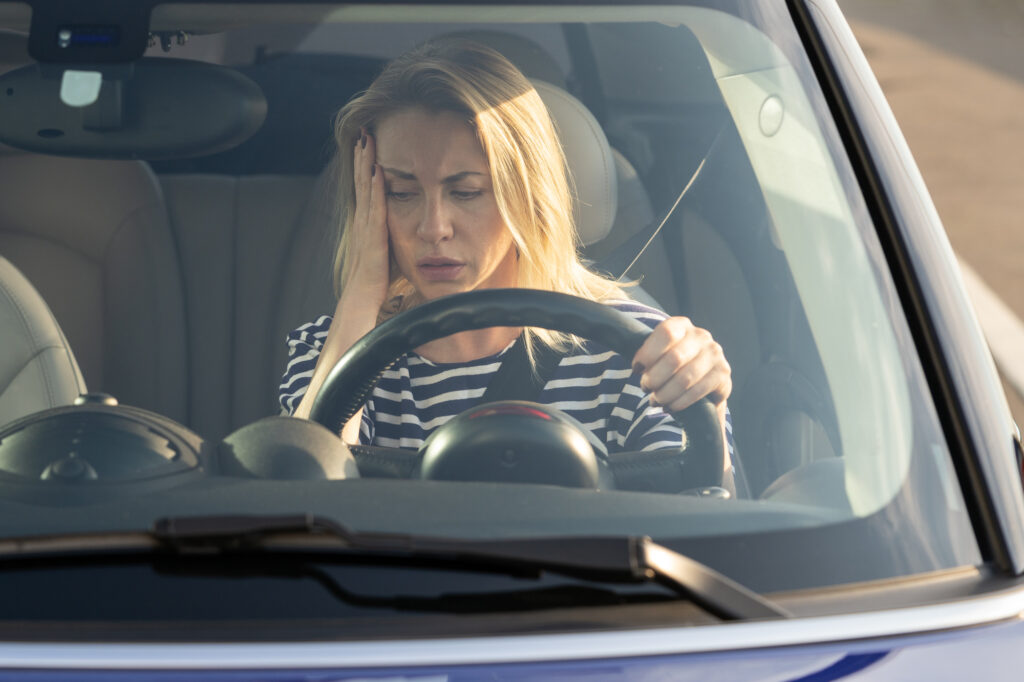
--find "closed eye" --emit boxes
[451,189,483,200]
[386,190,417,202]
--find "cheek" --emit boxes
[385,199,420,231]
[385,220,412,267]
[386,210,414,244]
[486,217,514,251]
[387,200,418,219]
[462,198,505,234]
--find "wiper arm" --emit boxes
[151,513,789,621]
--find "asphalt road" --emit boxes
[839,0,1024,425]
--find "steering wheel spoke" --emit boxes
[349,444,420,479]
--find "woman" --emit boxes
[279,39,733,480]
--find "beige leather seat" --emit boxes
[161,172,320,439]
[0,153,188,423]
[0,256,86,425]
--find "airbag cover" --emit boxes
[419,401,603,488]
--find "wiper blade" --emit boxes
[151,513,789,621]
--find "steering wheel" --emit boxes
[308,289,724,492]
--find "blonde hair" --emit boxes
[331,39,626,357]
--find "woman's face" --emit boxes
[374,108,518,301]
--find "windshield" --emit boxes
[0,0,980,622]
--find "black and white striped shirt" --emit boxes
[279,299,733,453]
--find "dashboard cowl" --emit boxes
[0,403,202,483]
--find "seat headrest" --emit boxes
[438,31,567,89]
[532,80,617,246]
[0,154,167,259]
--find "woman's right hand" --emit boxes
[342,128,390,308]
[292,129,388,431]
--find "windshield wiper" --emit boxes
[149,513,789,621]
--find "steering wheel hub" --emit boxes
[419,400,607,487]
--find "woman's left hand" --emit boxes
[632,317,731,415]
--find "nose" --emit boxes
[416,193,454,244]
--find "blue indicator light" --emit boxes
[57,26,121,49]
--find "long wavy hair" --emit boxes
[331,39,626,359]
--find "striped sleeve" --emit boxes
[278,315,332,415]
[601,300,736,458]
[359,400,376,444]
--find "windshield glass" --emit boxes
[0,0,980,608]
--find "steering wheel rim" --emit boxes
[308,289,724,488]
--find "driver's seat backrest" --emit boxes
[0,152,188,423]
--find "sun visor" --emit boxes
[0,58,267,159]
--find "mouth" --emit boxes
[417,257,465,281]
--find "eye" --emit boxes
[451,189,483,201]
[386,190,417,202]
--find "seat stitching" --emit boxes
[0,229,101,263]
[0,346,71,400]
[101,197,168,404]
[0,272,57,405]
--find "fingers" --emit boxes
[657,357,732,413]
[367,161,385,236]
[351,128,386,243]
[361,131,386,235]
[633,317,732,412]
[632,316,690,372]
[343,128,389,302]
[352,128,374,224]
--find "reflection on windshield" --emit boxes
[0,2,980,599]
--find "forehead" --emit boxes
[375,108,489,176]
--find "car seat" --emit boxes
[0,152,188,424]
[0,256,86,425]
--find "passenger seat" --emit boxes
[0,152,188,423]
[0,255,86,425]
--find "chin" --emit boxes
[417,282,472,300]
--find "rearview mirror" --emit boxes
[0,58,266,159]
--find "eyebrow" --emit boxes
[382,168,487,184]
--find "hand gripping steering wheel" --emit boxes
[308,289,724,492]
